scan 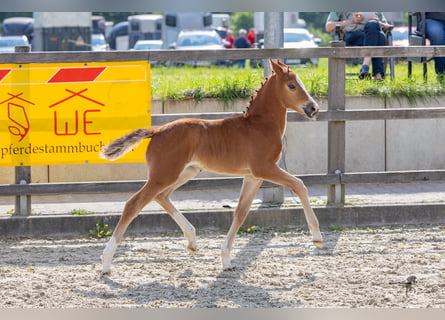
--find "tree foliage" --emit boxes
[299,12,330,30]
[230,12,254,33]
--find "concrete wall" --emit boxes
[285,96,387,174]
[286,95,445,175]
[1,96,444,184]
[385,97,445,171]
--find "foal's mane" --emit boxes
[243,72,272,118]
[243,65,291,118]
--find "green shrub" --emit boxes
[88,220,112,239]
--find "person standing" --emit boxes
[224,29,235,48]
[234,28,252,68]
[247,28,257,45]
[425,12,445,83]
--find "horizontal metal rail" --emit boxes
[151,108,445,126]
[1,170,445,196]
[0,174,336,196]
[1,46,445,64]
[340,170,445,184]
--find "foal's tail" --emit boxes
[100,128,154,161]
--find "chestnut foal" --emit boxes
[100,59,322,274]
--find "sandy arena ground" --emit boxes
[0,225,444,308]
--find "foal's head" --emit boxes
[270,59,319,118]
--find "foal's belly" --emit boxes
[189,160,252,176]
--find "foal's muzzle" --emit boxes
[303,101,319,118]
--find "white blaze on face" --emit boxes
[295,73,318,108]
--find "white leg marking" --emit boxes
[101,236,117,274]
[170,210,197,254]
[221,238,234,270]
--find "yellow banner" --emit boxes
[0,61,151,166]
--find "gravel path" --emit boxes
[1,225,444,308]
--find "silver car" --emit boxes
[0,35,29,52]
[169,30,228,66]
[133,40,163,50]
[92,34,110,51]
[283,28,321,66]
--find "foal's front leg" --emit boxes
[221,176,263,270]
[255,165,323,247]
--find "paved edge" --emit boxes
[1,203,445,238]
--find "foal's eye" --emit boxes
[288,83,296,90]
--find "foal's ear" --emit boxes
[277,60,291,74]
[270,58,285,76]
[277,59,288,67]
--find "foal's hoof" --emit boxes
[187,245,198,256]
[313,240,323,248]
[101,270,111,276]
[223,266,236,272]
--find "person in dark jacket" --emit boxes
[234,28,251,68]
[425,12,445,83]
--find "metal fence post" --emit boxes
[263,12,284,75]
[327,41,346,206]
[262,12,285,204]
[14,45,32,216]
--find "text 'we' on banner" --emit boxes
[0,61,151,166]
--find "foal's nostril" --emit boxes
[312,104,319,115]
[304,102,319,118]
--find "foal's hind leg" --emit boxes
[155,165,201,255]
[221,175,263,270]
[101,180,169,274]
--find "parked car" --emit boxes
[282,28,321,66]
[132,39,162,50]
[391,26,430,47]
[133,40,163,66]
[168,30,228,66]
[92,33,109,51]
[250,28,321,68]
[2,17,34,42]
[0,35,29,52]
[392,26,410,47]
